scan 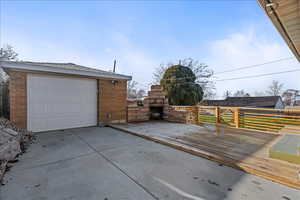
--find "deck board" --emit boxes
[110,121,300,189]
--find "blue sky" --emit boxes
[1,0,299,98]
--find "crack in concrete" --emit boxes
[8,152,96,172]
[74,132,160,200]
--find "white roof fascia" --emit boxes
[0,61,132,80]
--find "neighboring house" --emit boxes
[258,0,300,62]
[295,95,300,106]
[0,68,6,83]
[201,96,285,109]
[0,61,131,132]
[282,89,300,106]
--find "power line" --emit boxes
[150,57,298,82]
[143,68,300,85]
[215,68,300,82]
[214,57,295,75]
[134,58,299,87]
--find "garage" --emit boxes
[27,74,97,132]
[0,61,131,132]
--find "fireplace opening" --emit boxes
[150,106,163,120]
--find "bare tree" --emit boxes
[152,63,169,85]
[223,90,232,99]
[0,44,19,82]
[233,90,250,97]
[0,44,18,61]
[127,81,138,99]
[152,58,215,99]
[253,91,266,96]
[136,89,146,98]
[282,89,299,106]
[266,80,284,96]
[127,80,146,99]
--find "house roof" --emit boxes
[201,96,282,107]
[257,0,300,62]
[0,61,132,80]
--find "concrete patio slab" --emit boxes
[111,122,300,189]
[270,133,300,164]
[101,136,300,200]
[1,127,300,200]
[11,129,94,170]
[70,127,147,152]
[1,153,155,200]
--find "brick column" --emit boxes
[99,79,127,124]
[9,71,27,129]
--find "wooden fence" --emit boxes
[172,106,300,134]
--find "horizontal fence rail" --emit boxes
[198,106,216,124]
[171,105,300,134]
[239,108,300,134]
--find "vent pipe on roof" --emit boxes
[113,60,116,73]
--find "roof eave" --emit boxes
[257,0,300,62]
[0,61,132,80]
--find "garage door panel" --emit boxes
[27,74,97,132]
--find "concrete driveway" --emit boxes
[1,127,299,200]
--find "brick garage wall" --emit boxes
[9,71,27,129]
[9,72,128,128]
[99,79,127,124]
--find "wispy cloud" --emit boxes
[2,0,299,96]
[107,32,158,89]
[4,30,157,90]
[208,27,300,98]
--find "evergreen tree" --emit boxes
[160,65,203,105]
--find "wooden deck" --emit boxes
[110,121,300,189]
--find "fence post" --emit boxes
[197,106,200,123]
[215,107,220,124]
[193,106,198,125]
[234,108,240,128]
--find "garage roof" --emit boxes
[0,61,132,80]
[257,0,300,62]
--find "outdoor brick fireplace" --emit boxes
[147,85,167,120]
[127,85,168,122]
[127,85,191,123]
[149,107,163,120]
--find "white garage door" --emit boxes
[27,74,97,132]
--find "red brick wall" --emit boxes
[127,101,150,122]
[126,85,169,122]
[9,71,27,129]
[165,106,199,124]
[9,71,128,129]
[99,79,127,124]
